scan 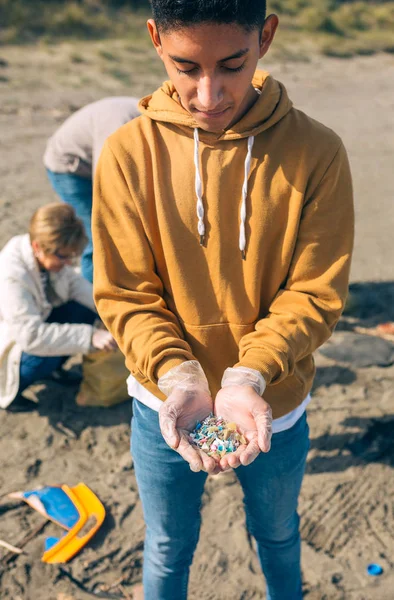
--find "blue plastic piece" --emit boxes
[22,487,80,529]
[45,537,60,551]
[367,563,383,576]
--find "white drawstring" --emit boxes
[193,129,255,258]
[239,135,255,260]
[193,128,205,245]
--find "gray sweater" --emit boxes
[44,96,140,178]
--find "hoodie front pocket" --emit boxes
[182,321,256,397]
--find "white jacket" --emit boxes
[0,234,96,408]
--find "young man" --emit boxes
[92,1,354,598]
[44,96,140,283]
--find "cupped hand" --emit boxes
[214,385,272,470]
[159,387,219,474]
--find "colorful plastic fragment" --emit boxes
[189,414,246,460]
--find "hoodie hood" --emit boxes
[138,70,293,257]
[138,70,293,141]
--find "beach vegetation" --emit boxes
[0,0,394,58]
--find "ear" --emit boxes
[31,239,40,255]
[147,19,164,60]
[259,14,279,59]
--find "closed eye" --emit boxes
[175,63,246,76]
[175,66,198,75]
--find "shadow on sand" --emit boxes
[342,280,394,324]
[306,281,394,474]
[306,414,394,474]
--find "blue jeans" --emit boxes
[46,169,93,283]
[18,301,96,394]
[131,400,310,600]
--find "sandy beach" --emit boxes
[0,44,393,599]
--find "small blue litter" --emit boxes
[367,563,383,576]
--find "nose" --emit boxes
[197,75,223,111]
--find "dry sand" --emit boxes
[0,43,393,599]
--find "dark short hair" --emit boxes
[150,0,267,32]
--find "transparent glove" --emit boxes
[91,328,117,352]
[221,366,266,395]
[158,361,217,474]
[214,366,272,470]
[158,360,210,396]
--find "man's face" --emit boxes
[148,20,277,132]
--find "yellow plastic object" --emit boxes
[76,349,129,407]
[8,484,87,531]
[42,483,106,564]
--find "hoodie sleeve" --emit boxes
[92,141,196,385]
[235,142,354,386]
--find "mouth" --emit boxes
[194,107,231,119]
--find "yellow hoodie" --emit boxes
[92,70,354,419]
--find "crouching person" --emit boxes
[0,202,116,412]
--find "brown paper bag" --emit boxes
[76,349,129,407]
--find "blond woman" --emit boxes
[0,202,115,412]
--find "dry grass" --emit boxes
[0,1,149,45]
[0,0,394,58]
